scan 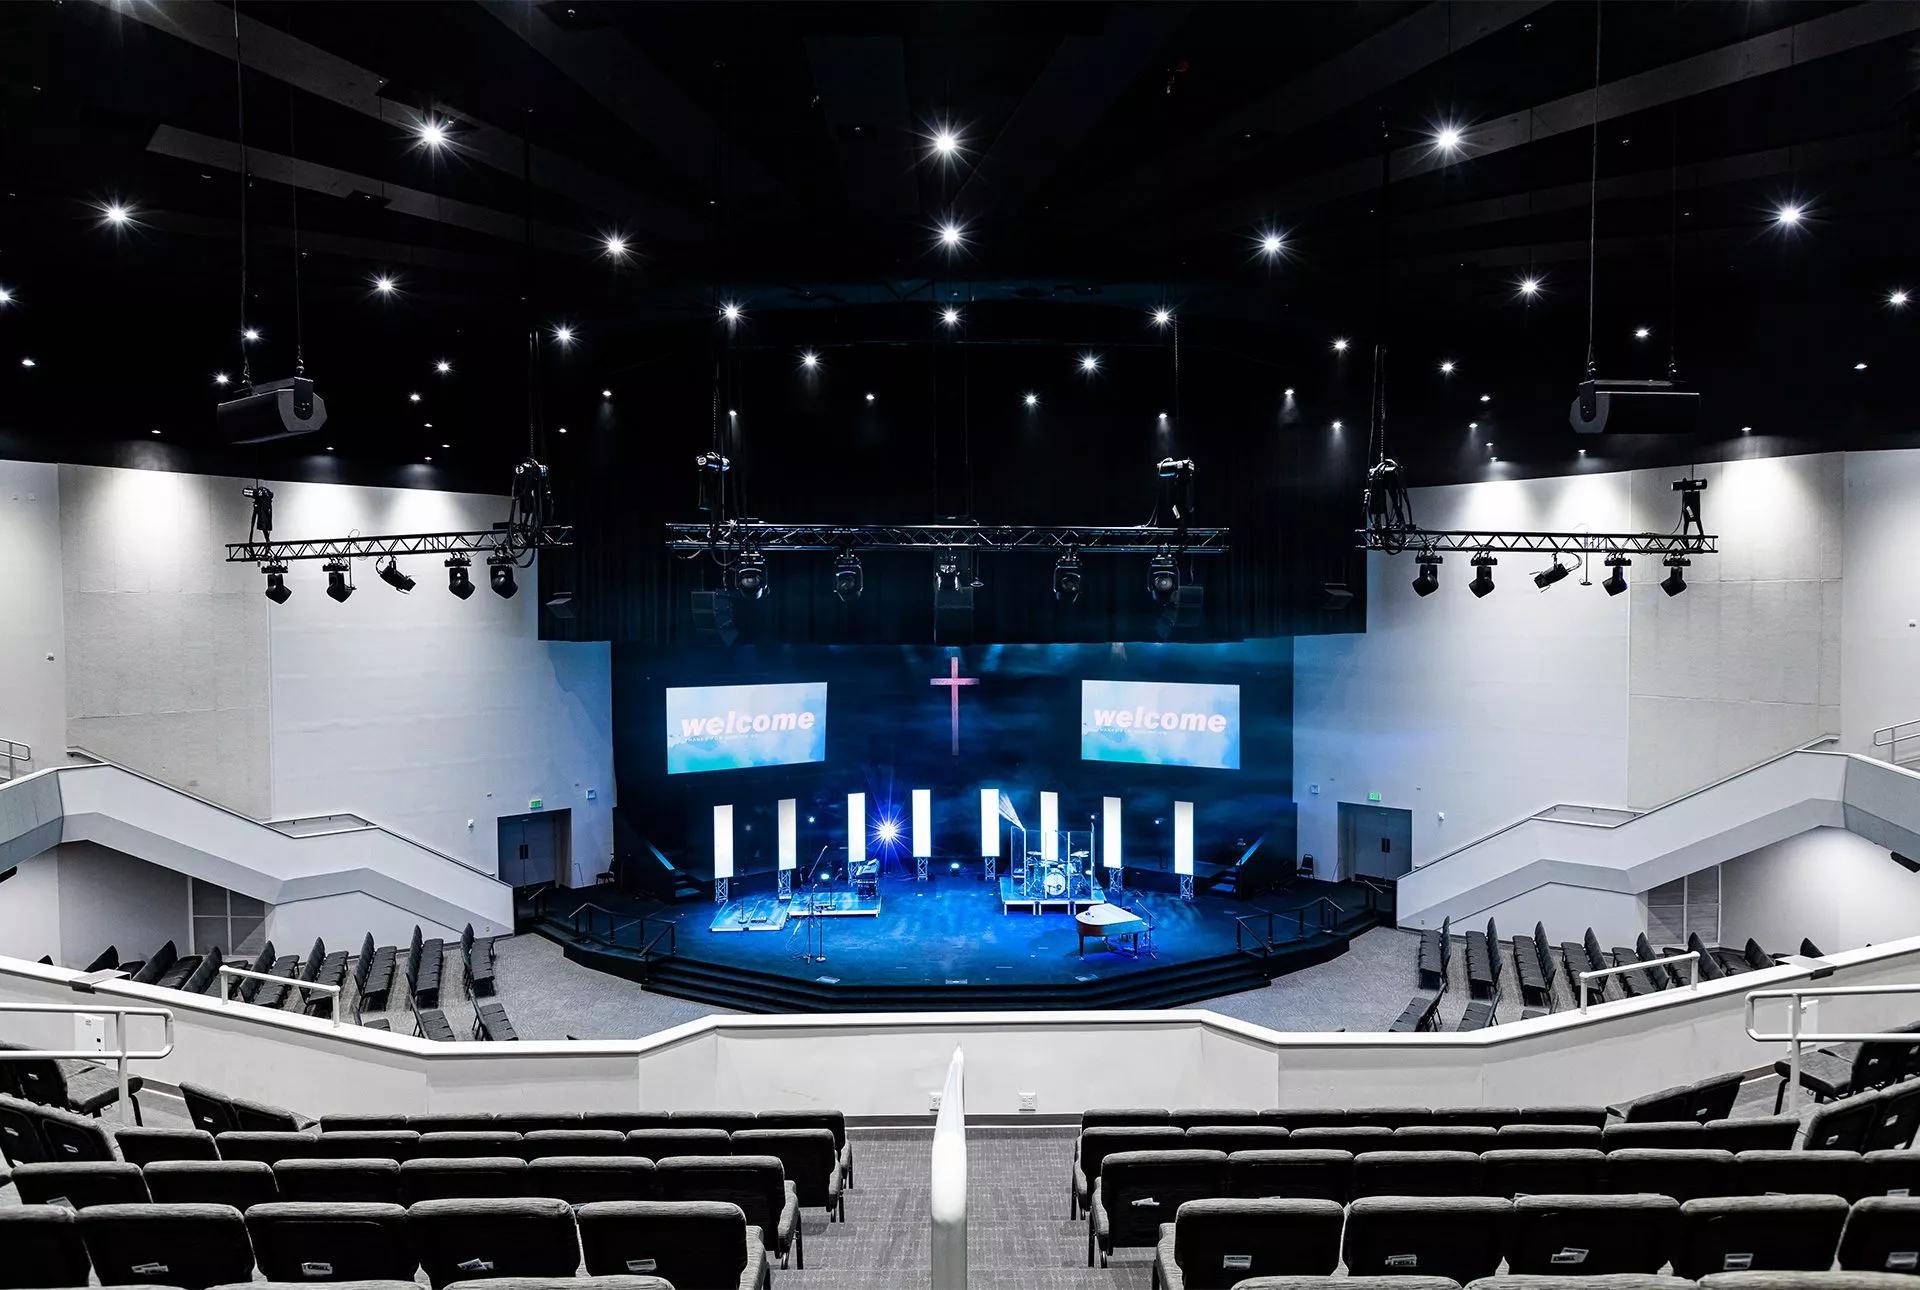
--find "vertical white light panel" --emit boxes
[1173,800,1194,875]
[847,792,865,863]
[713,804,734,880]
[777,798,797,871]
[1040,791,1059,862]
[1103,796,1122,870]
[912,789,931,859]
[980,788,1000,857]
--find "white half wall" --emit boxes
[0,854,61,963]
[52,842,192,968]
[1717,825,1920,953]
[0,461,66,781]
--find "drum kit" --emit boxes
[1026,848,1094,901]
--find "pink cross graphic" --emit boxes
[929,655,979,756]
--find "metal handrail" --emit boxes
[1578,950,1700,1014]
[637,916,678,961]
[1871,718,1920,765]
[1745,981,1920,1112]
[929,1045,967,1290]
[219,965,341,1028]
[1416,735,1844,871]
[1,738,28,782]
[0,1000,175,1124]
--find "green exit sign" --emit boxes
[1368,791,1381,803]
[529,798,543,811]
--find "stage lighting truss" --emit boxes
[226,526,575,564]
[665,520,1228,556]
[1360,525,1716,558]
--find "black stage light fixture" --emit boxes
[1147,551,1180,603]
[1412,554,1441,597]
[832,552,863,603]
[1533,557,1572,590]
[1053,552,1084,603]
[377,556,415,594]
[1602,555,1630,596]
[1661,555,1690,597]
[324,559,354,603]
[446,554,474,599]
[243,485,274,540]
[262,561,291,604]
[218,376,328,445]
[488,552,518,599]
[1469,552,1497,598]
[733,548,769,600]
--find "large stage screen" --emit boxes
[665,681,829,775]
[1080,679,1240,770]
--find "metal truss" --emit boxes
[665,521,1229,555]
[225,526,575,563]
[1360,526,1717,556]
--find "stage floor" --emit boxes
[546,872,1379,1007]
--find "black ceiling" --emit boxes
[0,0,1915,495]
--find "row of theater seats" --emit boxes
[1775,1019,1920,1112]
[1139,1193,1919,1287]
[0,1195,770,1290]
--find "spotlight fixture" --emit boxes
[551,324,575,346]
[864,392,876,404]
[1634,326,1651,340]
[1257,230,1285,257]
[1854,362,1869,371]
[1078,353,1100,375]
[1890,289,1910,308]
[1151,308,1173,328]
[1331,419,1343,430]
[1518,276,1541,297]
[100,202,133,226]
[602,234,628,260]
[1479,393,1492,403]
[19,357,35,368]
[601,389,613,399]
[324,560,354,603]
[940,307,961,327]
[1433,124,1464,153]
[1440,360,1455,375]
[242,327,262,343]
[1147,551,1180,604]
[1469,552,1497,598]
[416,119,450,149]
[799,350,820,371]
[488,552,518,599]
[1023,392,1039,408]
[373,274,397,295]
[1332,338,1349,353]
[931,126,960,158]
[445,555,474,600]
[937,221,965,251]
[1532,557,1572,590]
[1412,554,1441,597]
[1602,554,1630,596]
[434,359,452,374]
[408,392,421,403]
[262,562,291,604]
[719,301,743,324]
[1660,555,1689,596]
[376,556,416,594]
[1774,203,1803,226]
[213,372,231,386]
[733,549,769,600]
[1053,551,1084,603]
[832,552,863,603]
[0,286,13,305]
[1283,387,1295,398]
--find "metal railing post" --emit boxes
[115,1012,131,1125]
[217,965,342,1028]
[1578,950,1702,1015]
[1787,991,1803,1114]
[0,1002,173,1123]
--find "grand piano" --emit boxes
[1075,902,1152,958]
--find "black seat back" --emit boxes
[655,1154,788,1236]
[526,1156,658,1204]
[313,1130,419,1161]
[399,1157,529,1204]
[214,1131,318,1165]
[624,1127,731,1161]
[1171,1197,1343,1288]
[417,1131,523,1158]
[12,1160,148,1208]
[145,1159,280,1210]
[408,1196,579,1290]
[1682,1072,1743,1122]
[1604,1120,1705,1150]
[131,941,178,986]
[1226,1149,1353,1203]
[273,1157,403,1205]
[1507,1192,1681,1274]
[1351,1150,1488,1198]
[0,1093,50,1163]
[1606,1148,1737,1201]
[1341,1194,1511,1283]
[729,1128,836,1207]
[246,1200,414,1282]
[1095,1148,1229,1251]
[1672,1194,1850,1279]
[1391,1125,1497,1154]
[0,1205,93,1287]
[520,1129,627,1160]
[1837,1195,1920,1274]
[77,1201,256,1290]
[1080,1106,1170,1130]
[1482,1148,1608,1198]
[1288,1125,1392,1155]
[1495,1124,1602,1151]
[116,1126,220,1166]
[1169,1107,1265,1129]
[1805,1097,1883,1152]
[576,1199,749,1288]
[667,1110,758,1135]
[1700,1115,1800,1153]
[1182,1125,1291,1155]
[1863,1082,1920,1152]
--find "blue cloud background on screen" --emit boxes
[666,681,829,774]
[1080,679,1241,769]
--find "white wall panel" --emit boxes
[1842,449,1920,754]
[0,462,66,781]
[53,842,190,967]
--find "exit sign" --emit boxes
[1368,791,1381,803]
[529,798,543,811]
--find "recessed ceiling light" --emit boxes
[1741,425,1753,434]
[417,119,450,149]
[1634,326,1650,339]
[557,426,567,434]
[1157,412,1168,421]
[1479,393,1492,403]
[937,221,965,250]
[441,443,450,449]
[602,233,628,260]
[213,372,230,386]
[151,428,161,435]
[1433,124,1464,153]
[0,286,14,305]
[728,409,737,418]
[1152,308,1173,328]
[409,392,421,403]
[1283,387,1295,398]
[551,324,575,346]
[800,350,820,370]
[424,455,433,462]
[1331,419,1343,430]
[1775,203,1803,226]
[1889,289,1910,308]
[434,359,452,375]
[1518,276,1541,297]
[931,126,960,158]
[940,307,960,327]
[1854,361,1868,371]
[865,392,876,403]
[601,389,613,399]
[19,357,35,368]
[242,327,261,342]
[1332,338,1349,353]
[373,274,397,295]
[100,202,133,226]
[1079,353,1100,374]
[1023,392,1039,408]
[1257,230,1285,257]
[1469,421,1479,430]
[423,422,433,429]
[720,301,743,324]
[1439,360,1455,374]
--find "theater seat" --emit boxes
[311,1131,419,1161]
[1673,1194,1851,1279]
[626,1127,734,1165]
[408,1197,580,1290]
[399,1157,529,1204]
[1150,1197,1342,1290]
[1836,1195,1920,1274]
[11,1160,148,1208]
[273,1158,402,1205]
[1087,1148,1227,1269]
[1229,1279,1463,1290]
[1226,1149,1353,1203]
[1341,1195,1510,1284]
[114,1128,219,1166]
[0,1205,93,1290]
[1495,1125,1603,1152]
[246,1202,415,1282]
[1737,1149,1865,1200]
[212,1131,318,1165]
[143,1159,279,1210]
[1481,1149,1607,1199]
[1504,1193,1680,1274]
[577,1199,767,1290]
[1698,1274,1920,1290]
[657,1154,801,1270]
[1351,1150,1490,1198]
[526,1156,658,1204]
[416,1131,522,1159]
[1071,1124,1185,1218]
[1468,1279,1695,1289]
[77,1202,256,1290]
[731,1127,842,1220]
[1605,1148,1736,1201]
[449,1280,676,1290]
[520,1129,626,1159]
